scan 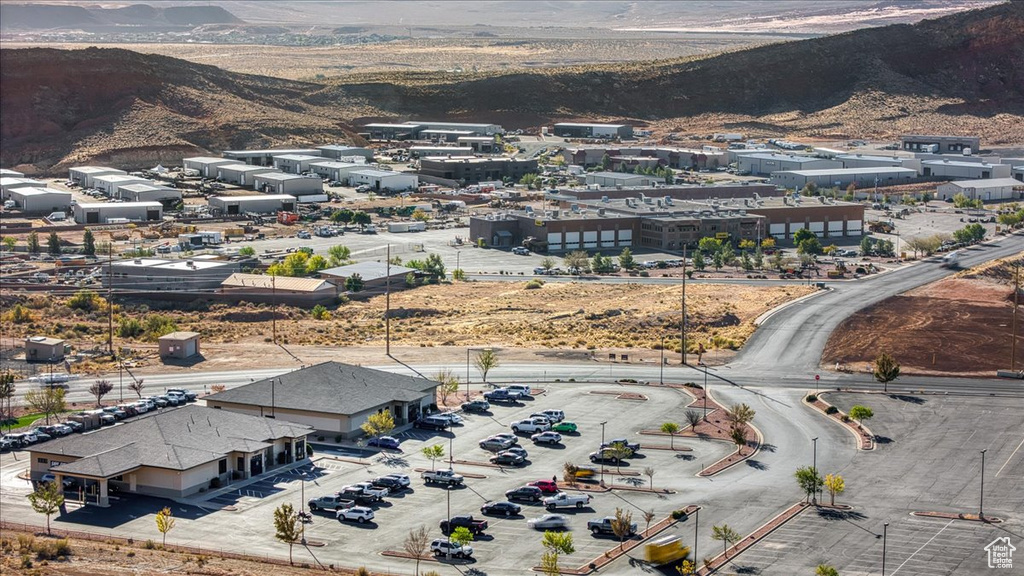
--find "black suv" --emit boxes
[504,485,543,502]
[371,476,406,493]
[414,416,450,431]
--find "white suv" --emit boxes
[506,385,531,396]
[511,418,551,434]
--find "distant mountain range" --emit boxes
[0,3,241,30]
[1,1,1022,173]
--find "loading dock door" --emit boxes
[86,212,100,224]
[146,210,160,220]
[227,204,240,215]
[282,202,295,211]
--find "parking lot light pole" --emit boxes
[882,522,889,575]
[699,362,709,421]
[446,485,452,560]
[693,507,699,567]
[300,471,306,545]
[660,335,665,385]
[812,437,819,506]
[599,421,608,486]
[979,449,986,519]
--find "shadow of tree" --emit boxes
[759,443,778,453]
[746,459,768,471]
[874,436,893,444]
[888,394,926,404]
[675,453,695,461]
[622,477,645,487]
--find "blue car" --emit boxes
[367,436,400,450]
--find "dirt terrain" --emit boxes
[823,255,1023,376]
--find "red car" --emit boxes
[529,480,559,494]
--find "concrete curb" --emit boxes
[803,393,875,451]
[695,386,764,477]
[754,287,831,326]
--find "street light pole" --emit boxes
[700,362,709,421]
[300,471,306,545]
[881,522,889,576]
[660,334,665,385]
[599,421,607,486]
[812,437,819,505]
[693,507,699,567]
[979,449,987,519]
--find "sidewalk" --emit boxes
[176,457,316,509]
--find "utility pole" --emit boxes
[107,243,114,356]
[1012,263,1020,371]
[386,244,391,357]
[271,275,277,345]
[681,245,687,365]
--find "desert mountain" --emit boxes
[0,3,241,30]
[2,1,1022,173]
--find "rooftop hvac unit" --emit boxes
[601,196,609,203]
[597,208,606,216]
[744,199,750,207]
[818,196,826,203]
[639,193,647,201]
[664,196,673,205]
[644,197,653,204]
[616,185,624,190]
[657,200,663,207]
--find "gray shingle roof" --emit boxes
[205,361,437,415]
[33,405,311,477]
[320,262,415,282]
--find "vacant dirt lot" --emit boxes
[823,257,1022,375]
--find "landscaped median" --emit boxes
[912,511,1004,524]
[696,502,810,576]
[803,393,875,450]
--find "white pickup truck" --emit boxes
[341,482,388,502]
[421,468,465,486]
[511,417,551,434]
[544,492,593,510]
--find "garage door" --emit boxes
[227,205,240,215]
[618,229,632,247]
[847,220,863,236]
[86,212,99,224]
[147,210,161,221]
[583,231,598,249]
[808,222,824,234]
[564,231,580,250]
[769,223,785,236]
[547,232,562,251]
[827,221,843,232]
[600,230,615,247]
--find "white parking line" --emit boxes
[995,435,1024,477]
[889,519,954,575]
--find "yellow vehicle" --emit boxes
[573,466,597,479]
[644,535,690,565]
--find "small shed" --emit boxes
[25,336,65,362]
[159,332,201,359]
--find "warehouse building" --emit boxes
[222,148,321,167]
[563,146,728,170]
[936,178,1024,202]
[408,146,474,159]
[208,194,297,215]
[770,167,918,190]
[68,166,126,188]
[458,136,499,153]
[317,145,374,161]
[364,123,423,140]
[205,361,440,438]
[415,121,503,135]
[584,172,661,188]
[273,154,324,174]
[73,202,163,224]
[29,405,311,505]
[7,187,72,213]
[745,197,864,239]
[252,172,324,198]
[215,164,275,186]
[1,177,46,198]
[419,156,538,183]
[0,168,24,178]
[183,157,236,178]
[421,129,475,143]
[308,161,366,184]
[901,134,980,154]
[319,261,416,293]
[104,257,240,290]
[220,274,336,306]
[92,174,152,196]
[837,154,922,173]
[1014,166,1024,182]
[555,182,781,202]
[349,169,419,192]
[553,123,633,139]
[736,153,842,176]
[115,183,181,203]
[921,160,1011,179]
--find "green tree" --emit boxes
[793,228,816,244]
[420,253,446,281]
[698,237,722,253]
[69,289,103,311]
[345,273,364,292]
[860,236,873,256]
[798,237,823,255]
[606,443,633,475]
[740,251,753,271]
[520,173,540,190]
[711,524,740,558]
[720,244,736,268]
[421,444,445,471]
[801,182,819,196]
[771,250,785,271]
[450,526,474,548]
[27,231,40,254]
[82,229,96,256]
[0,371,15,424]
[238,246,256,257]
[660,422,680,449]
[591,252,613,273]
[28,480,64,535]
[331,209,354,224]
[712,251,724,271]
[305,254,328,274]
[7,303,32,323]
[562,250,590,274]
[156,506,175,547]
[610,507,634,550]
[848,405,873,425]
[600,154,611,170]
[47,232,62,255]
[311,305,331,320]
[730,425,747,455]
[474,349,499,382]
[952,192,972,208]
[273,503,300,565]
[434,369,460,407]
[1,236,15,251]
[873,353,900,392]
[24,387,65,425]
[617,248,635,270]
[327,244,351,266]
[361,410,396,441]
[541,256,556,272]
[693,251,706,271]
[824,473,845,506]
[411,208,430,222]
[816,564,839,576]
[404,526,431,576]
[351,211,372,229]
[795,466,823,503]
[738,239,756,250]
[541,530,575,576]
[452,268,466,281]
[761,237,776,250]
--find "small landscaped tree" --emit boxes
[685,409,702,431]
[730,425,747,455]
[540,256,556,273]
[606,443,633,475]
[643,509,656,534]
[824,473,845,506]
[403,525,431,576]
[562,462,579,487]
[644,467,655,491]
[726,403,756,428]
[344,273,364,292]
[450,526,474,548]
[661,422,680,448]
[433,369,460,407]
[618,248,636,270]
[678,559,697,575]
[816,564,839,576]
[795,466,824,503]
[48,232,62,255]
[711,524,740,558]
[873,353,900,392]
[27,479,64,535]
[360,410,396,443]
[27,231,40,254]
[848,405,874,426]
[128,378,145,399]
[156,506,175,547]
[89,379,113,407]
[693,251,706,271]
[0,371,14,425]
[541,530,575,576]
[474,349,499,382]
[610,507,634,550]
[25,386,66,425]
[421,444,445,471]
[562,250,589,274]
[273,503,300,565]
[83,229,96,256]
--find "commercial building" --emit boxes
[770,167,918,190]
[552,123,633,139]
[0,168,24,178]
[208,194,297,215]
[116,183,181,203]
[554,182,780,202]
[563,146,728,169]
[1,177,46,198]
[103,257,240,290]
[215,164,275,186]
[68,166,126,188]
[222,148,321,167]
[936,178,1024,202]
[24,336,65,363]
[363,121,503,140]
[92,174,152,197]
[29,405,311,505]
[182,157,235,178]
[308,161,366,184]
[408,146,474,159]
[7,187,72,213]
[1014,166,1024,182]
[363,123,423,140]
[736,153,842,176]
[273,154,324,174]
[205,361,439,438]
[745,197,864,239]
[349,169,419,192]
[837,154,922,173]
[901,134,980,154]
[414,121,502,135]
[584,172,661,188]
[319,261,416,293]
[457,136,499,153]
[921,160,1011,179]
[73,202,163,224]
[470,210,639,251]
[421,129,475,142]
[317,145,374,161]
[419,156,538,183]
[220,273,336,306]
[252,172,324,198]
[158,331,201,360]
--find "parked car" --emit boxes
[491,432,519,445]
[337,506,375,523]
[544,492,592,510]
[589,449,623,464]
[511,418,551,434]
[40,474,75,490]
[30,429,53,443]
[0,438,14,452]
[600,438,640,454]
[346,482,389,500]
[370,476,406,493]
[63,421,84,433]
[480,501,521,517]
[167,388,198,401]
[367,436,401,450]
[512,247,530,256]
[148,396,169,408]
[480,436,515,452]
[414,416,450,431]
[308,494,355,512]
[483,389,517,403]
[99,414,116,426]
[422,469,464,486]
[382,473,410,487]
[528,514,569,530]
[588,516,637,536]
[538,409,565,422]
[430,539,474,558]
[551,421,578,433]
[435,411,463,426]
[505,485,543,502]
[490,452,525,466]
[439,515,488,535]
[506,384,531,396]
[531,431,562,445]
[528,479,559,494]
[461,400,490,413]
[502,446,529,460]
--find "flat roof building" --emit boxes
[252,172,324,197]
[457,136,499,154]
[104,257,239,290]
[222,148,321,167]
[921,160,1011,180]
[308,161,368,183]
[25,336,65,363]
[408,146,474,159]
[116,183,181,203]
[215,164,275,186]
[68,166,126,188]
[901,134,980,154]
[316,145,374,161]
[419,156,538,183]
[1,177,46,198]
[0,168,25,178]
[208,194,296,215]
[736,153,842,176]
[585,172,661,188]
[838,154,922,173]
[272,154,324,174]
[553,123,634,139]
[182,157,236,178]
[563,146,728,169]
[936,178,1024,202]
[349,169,419,192]
[158,331,201,360]
[73,202,163,224]
[29,405,311,505]
[770,167,918,190]
[92,174,152,196]
[319,261,416,293]
[7,187,72,213]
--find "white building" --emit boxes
[838,154,922,174]
[116,183,182,203]
[921,160,1011,179]
[252,172,324,198]
[183,157,236,178]
[92,175,152,197]
[317,145,374,161]
[273,154,324,174]
[73,202,163,224]
[208,194,297,215]
[222,148,321,166]
[0,169,25,178]
[0,177,46,198]
[770,167,917,190]
[936,178,1024,202]
[7,187,72,213]
[1013,166,1024,183]
[409,146,474,159]
[584,172,660,188]
[736,153,842,176]
[68,166,126,188]
[215,164,275,186]
[308,161,366,184]
[349,170,418,192]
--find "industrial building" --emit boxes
[73,202,163,224]
[745,197,864,239]
[221,148,321,166]
[901,134,980,154]
[68,166,126,188]
[408,146,474,159]
[115,183,181,203]
[563,146,728,170]
[273,154,324,174]
[182,157,235,178]
[0,168,24,178]
[363,121,503,140]
[363,123,422,140]
[552,123,633,139]
[319,262,416,293]
[158,331,201,360]
[418,156,538,183]
[584,172,661,188]
[936,178,1024,202]
[1,177,46,198]
[421,129,475,142]
[349,169,419,192]
[220,273,336,306]
[414,121,502,135]
[837,154,922,173]
[736,153,842,176]
[457,136,499,153]
[317,145,374,161]
[252,172,324,198]
[92,174,152,197]
[308,161,366,184]
[770,167,918,190]
[215,164,275,186]
[208,194,297,215]
[1014,166,1024,182]
[29,405,311,505]
[104,257,240,290]
[554,182,781,202]
[7,187,72,213]
[25,336,65,363]
[921,160,1011,179]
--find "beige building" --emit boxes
[29,406,311,506]
[158,332,201,359]
[24,336,65,362]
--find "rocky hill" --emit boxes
[0,3,241,30]
[2,1,1022,173]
